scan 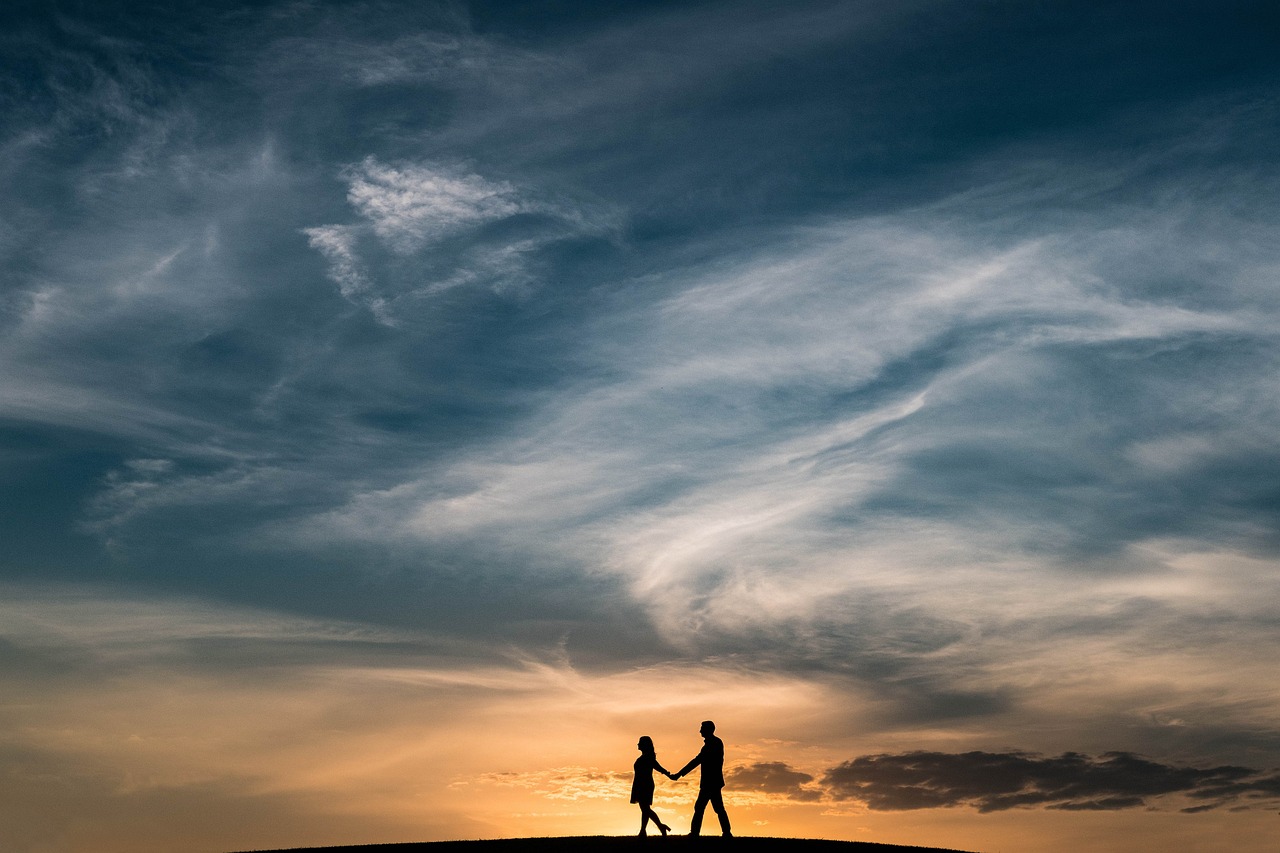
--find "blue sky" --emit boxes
[4,2,1280,851]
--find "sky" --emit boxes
[3,1,1280,851]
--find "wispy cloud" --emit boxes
[305,186,1279,638]
[303,155,618,320]
[0,583,419,664]
[468,767,631,802]
[302,223,389,321]
[343,157,523,252]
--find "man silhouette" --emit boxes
[672,720,732,837]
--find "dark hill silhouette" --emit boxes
[235,836,977,853]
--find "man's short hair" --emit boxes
[701,720,716,732]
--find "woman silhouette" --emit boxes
[631,735,673,836]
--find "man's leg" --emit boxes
[690,790,710,836]
[710,790,732,836]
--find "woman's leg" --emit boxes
[638,804,651,835]
[642,805,669,835]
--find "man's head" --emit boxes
[700,720,716,737]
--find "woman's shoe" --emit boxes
[658,823,671,836]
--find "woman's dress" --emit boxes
[630,752,670,805]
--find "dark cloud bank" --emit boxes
[734,751,1280,813]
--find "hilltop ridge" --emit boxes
[237,835,978,853]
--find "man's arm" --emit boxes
[675,749,703,779]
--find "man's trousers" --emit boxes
[690,788,731,836]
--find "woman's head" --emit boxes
[637,735,654,753]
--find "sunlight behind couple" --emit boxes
[631,721,732,838]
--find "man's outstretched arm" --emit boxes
[675,750,704,779]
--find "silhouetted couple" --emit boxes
[631,720,733,838]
